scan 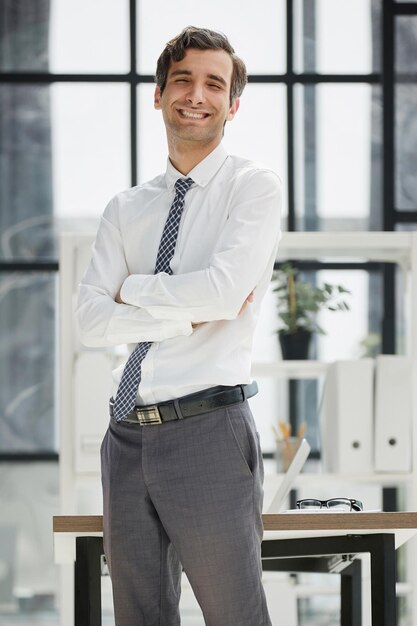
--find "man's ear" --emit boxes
[227,97,240,122]
[154,86,162,110]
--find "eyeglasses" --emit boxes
[296,498,363,512]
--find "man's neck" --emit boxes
[167,138,221,175]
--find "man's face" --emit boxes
[154,48,240,146]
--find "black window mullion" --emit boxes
[0,262,59,272]
[0,453,58,462]
[383,0,395,231]
[394,2,417,15]
[0,73,131,83]
[293,73,381,83]
[286,0,295,232]
[382,0,397,354]
[130,0,138,187]
[395,211,417,222]
[248,74,381,84]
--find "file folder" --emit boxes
[74,351,113,474]
[374,355,412,473]
[320,359,374,473]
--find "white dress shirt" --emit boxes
[76,143,282,405]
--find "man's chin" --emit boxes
[172,127,217,143]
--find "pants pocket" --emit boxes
[255,431,264,483]
[226,405,257,478]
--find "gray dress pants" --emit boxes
[101,399,272,626]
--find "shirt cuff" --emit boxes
[106,316,193,344]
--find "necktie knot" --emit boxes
[175,177,194,198]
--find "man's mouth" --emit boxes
[178,109,210,120]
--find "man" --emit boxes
[77,26,281,626]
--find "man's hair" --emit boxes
[155,26,247,105]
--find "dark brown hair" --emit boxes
[155,26,247,105]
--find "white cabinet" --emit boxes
[273,231,417,486]
[261,231,417,625]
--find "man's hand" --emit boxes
[192,290,255,329]
[115,287,124,304]
[238,289,254,315]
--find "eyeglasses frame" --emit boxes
[296,498,363,512]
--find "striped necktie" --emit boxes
[112,177,194,421]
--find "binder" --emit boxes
[74,351,114,474]
[320,359,374,473]
[374,355,412,473]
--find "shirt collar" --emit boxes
[165,143,228,192]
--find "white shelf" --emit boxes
[293,472,413,487]
[267,232,417,625]
[277,231,412,267]
[264,469,413,487]
[252,361,329,379]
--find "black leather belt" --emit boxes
[109,381,258,425]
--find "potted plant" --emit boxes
[272,263,351,359]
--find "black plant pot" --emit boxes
[279,330,312,360]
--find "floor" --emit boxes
[0,613,203,626]
[0,612,340,626]
[0,610,341,626]
[0,577,340,626]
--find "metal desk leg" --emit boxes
[75,536,104,626]
[367,534,397,626]
[341,559,362,626]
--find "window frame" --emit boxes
[0,0,416,459]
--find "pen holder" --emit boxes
[275,437,302,472]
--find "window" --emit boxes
[0,1,416,622]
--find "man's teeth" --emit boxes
[180,110,207,119]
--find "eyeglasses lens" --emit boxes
[326,498,351,511]
[298,499,322,510]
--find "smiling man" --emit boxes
[77,26,281,626]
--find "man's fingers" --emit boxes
[238,290,255,316]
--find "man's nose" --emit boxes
[186,83,205,105]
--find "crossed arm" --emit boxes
[76,169,281,348]
[114,285,255,327]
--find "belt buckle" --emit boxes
[135,405,162,425]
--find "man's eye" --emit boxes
[208,83,221,89]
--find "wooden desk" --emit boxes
[53,512,417,626]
